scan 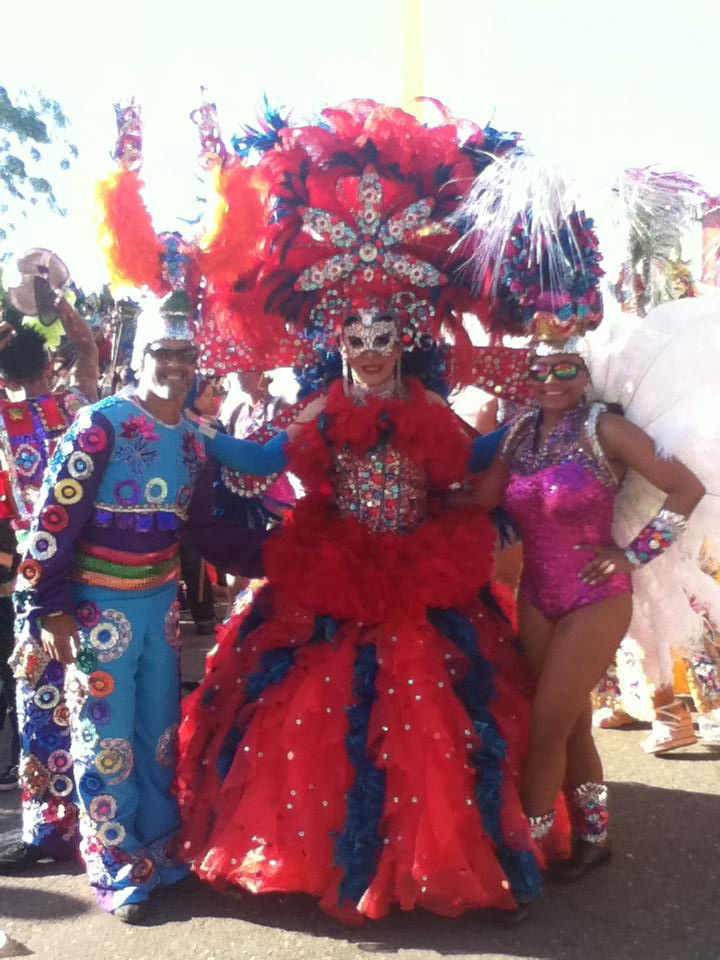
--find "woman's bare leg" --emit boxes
[522,593,632,818]
[517,593,553,677]
[565,699,603,789]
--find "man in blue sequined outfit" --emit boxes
[0,296,288,922]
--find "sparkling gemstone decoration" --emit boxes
[295,166,448,293]
[76,601,101,629]
[570,781,609,845]
[145,476,169,505]
[78,425,107,454]
[41,504,70,533]
[18,559,42,586]
[113,478,141,507]
[333,441,427,534]
[14,442,42,478]
[88,610,131,663]
[54,478,83,505]
[47,749,72,774]
[97,821,126,847]
[89,794,118,823]
[88,671,115,699]
[29,531,57,562]
[95,738,133,786]
[67,450,94,480]
[49,774,74,798]
[34,684,61,710]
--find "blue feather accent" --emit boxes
[429,608,542,904]
[491,505,518,548]
[217,614,337,780]
[335,643,386,905]
[232,96,291,158]
[245,648,296,703]
[217,646,296,779]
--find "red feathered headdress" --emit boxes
[199,100,521,388]
[97,97,276,372]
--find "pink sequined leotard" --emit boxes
[502,401,632,622]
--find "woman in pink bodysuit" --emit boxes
[474,345,705,880]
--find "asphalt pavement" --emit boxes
[1,623,719,960]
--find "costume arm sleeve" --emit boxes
[182,465,266,578]
[469,426,509,472]
[22,411,114,625]
[200,427,288,476]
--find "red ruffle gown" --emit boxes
[176,379,565,921]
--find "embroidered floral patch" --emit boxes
[117,416,160,476]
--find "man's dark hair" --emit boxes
[0,324,48,384]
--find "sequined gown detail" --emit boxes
[333,444,427,533]
[502,402,632,622]
[176,379,567,922]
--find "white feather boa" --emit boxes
[585,298,720,711]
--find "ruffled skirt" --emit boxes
[176,497,568,921]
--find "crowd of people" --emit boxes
[0,96,717,929]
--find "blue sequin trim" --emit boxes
[335,642,386,905]
[216,611,335,782]
[429,607,542,904]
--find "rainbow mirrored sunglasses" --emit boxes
[527,360,586,383]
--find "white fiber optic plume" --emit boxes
[450,149,585,297]
[614,166,708,308]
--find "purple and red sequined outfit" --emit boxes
[0,390,86,530]
[502,401,631,622]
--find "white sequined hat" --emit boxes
[131,292,194,369]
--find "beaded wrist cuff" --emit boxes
[624,507,687,567]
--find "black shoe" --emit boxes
[549,839,612,883]
[112,901,149,924]
[492,902,530,927]
[0,764,18,792]
[0,840,47,873]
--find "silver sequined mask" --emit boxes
[341,309,399,358]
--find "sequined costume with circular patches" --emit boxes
[0,390,87,530]
[12,393,288,910]
[0,389,90,858]
[177,380,570,922]
[502,401,632,622]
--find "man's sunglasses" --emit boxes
[528,360,585,383]
[146,345,199,364]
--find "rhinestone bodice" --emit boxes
[332,440,428,533]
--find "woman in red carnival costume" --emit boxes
[165,99,601,923]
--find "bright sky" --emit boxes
[4,0,719,289]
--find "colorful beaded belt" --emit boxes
[72,541,180,590]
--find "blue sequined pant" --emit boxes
[68,580,188,910]
[17,580,187,909]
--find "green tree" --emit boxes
[0,86,78,245]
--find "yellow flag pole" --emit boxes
[403,0,424,120]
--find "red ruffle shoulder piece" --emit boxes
[271,382,493,624]
[288,378,471,493]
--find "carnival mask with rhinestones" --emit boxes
[341,309,399,359]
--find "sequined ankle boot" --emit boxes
[552,781,611,883]
[527,809,556,843]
